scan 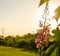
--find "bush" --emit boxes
[0,38,4,45]
[15,39,28,48]
[30,38,36,49]
[4,37,14,46]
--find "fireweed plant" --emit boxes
[35,0,60,56]
[35,20,51,56]
[35,21,50,48]
[35,1,51,56]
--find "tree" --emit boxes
[4,36,14,46]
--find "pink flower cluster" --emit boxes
[35,21,50,48]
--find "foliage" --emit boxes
[39,0,49,6]
[45,41,59,56]
[0,38,4,45]
[53,6,60,21]
[52,27,60,41]
[0,29,60,56]
[3,36,14,46]
[0,33,36,51]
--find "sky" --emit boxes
[0,0,60,36]
[0,0,40,36]
[34,0,60,30]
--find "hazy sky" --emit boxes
[0,0,40,36]
[0,0,60,36]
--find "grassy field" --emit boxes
[0,46,57,56]
[0,46,37,56]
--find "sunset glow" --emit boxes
[34,0,60,32]
[0,0,60,36]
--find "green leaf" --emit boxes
[52,27,60,41]
[39,0,49,6]
[45,41,59,56]
[49,36,55,42]
[53,6,60,21]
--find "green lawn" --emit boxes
[0,46,37,56]
[0,46,56,56]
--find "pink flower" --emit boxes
[35,34,40,43]
[35,37,42,48]
[45,41,48,47]
[43,33,50,40]
[35,22,51,48]
[36,43,42,48]
[35,38,40,43]
[40,37,45,42]
[37,30,42,35]
[39,21,43,27]
[44,26,50,32]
